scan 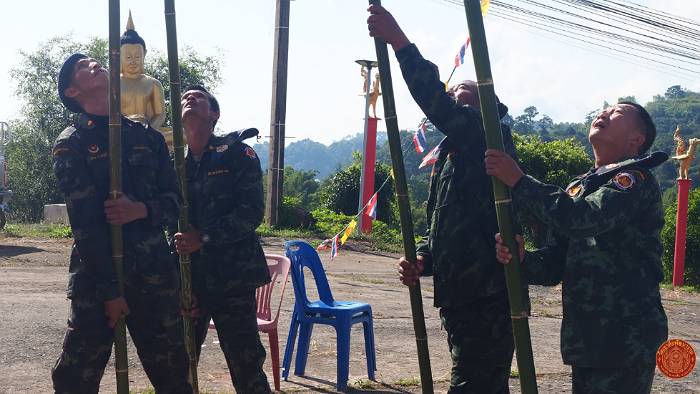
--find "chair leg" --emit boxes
[335,319,351,392]
[362,319,375,380]
[268,329,281,392]
[282,307,299,380]
[294,322,314,376]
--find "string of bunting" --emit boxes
[318,1,491,259]
[318,118,438,259]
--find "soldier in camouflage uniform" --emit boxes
[490,102,669,394]
[51,53,192,393]
[173,85,272,393]
[368,5,519,393]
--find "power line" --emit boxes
[434,0,700,77]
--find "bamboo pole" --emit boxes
[164,1,199,392]
[107,1,129,393]
[367,1,433,392]
[461,1,538,393]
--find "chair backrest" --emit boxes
[284,240,335,308]
[256,254,291,323]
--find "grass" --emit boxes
[351,378,378,390]
[660,282,699,293]
[256,224,319,241]
[510,369,520,378]
[1,222,72,238]
[393,376,421,387]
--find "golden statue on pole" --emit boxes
[672,126,699,180]
[120,11,166,130]
[368,73,382,119]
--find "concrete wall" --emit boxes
[43,204,68,224]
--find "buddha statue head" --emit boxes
[120,11,147,79]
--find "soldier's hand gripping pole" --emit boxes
[108,1,129,393]
[164,1,199,392]
[461,1,538,393]
[368,1,433,392]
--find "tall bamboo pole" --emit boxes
[164,1,199,392]
[367,1,433,391]
[461,1,538,392]
[108,1,129,393]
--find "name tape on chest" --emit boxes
[207,169,230,177]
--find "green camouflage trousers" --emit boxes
[52,269,192,394]
[440,291,514,394]
[572,364,655,394]
[194,288,271,393]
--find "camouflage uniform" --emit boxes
[396,43,517,393]
[517,152,670,394]
[182,128,271,393]
[51,114,192,394]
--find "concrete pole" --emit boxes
[266,0,291,226]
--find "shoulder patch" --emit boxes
[52,146,72,156]
[567,183,583,197]
[612,171,640,190]
[244,146,257,159]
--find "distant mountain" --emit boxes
[252,132,388,179]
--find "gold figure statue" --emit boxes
[671,125,699,179]
[368,73,381,118]
[360,66,369,95]
[120,11,166,130]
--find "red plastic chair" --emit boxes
[209,254,291,391]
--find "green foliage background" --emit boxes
[5,36,222,221]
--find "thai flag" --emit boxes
[366,193,378,219]
[419,144,441,169]
[330,234,338,260]
[413,122,428,153]
[454,37,471,67]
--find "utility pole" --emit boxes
[266,0,291,226]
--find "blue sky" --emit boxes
[0,0,698,144]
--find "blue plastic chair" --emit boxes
[282,240,376,391]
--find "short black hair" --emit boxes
[184,84,219,127]
[618,101,656,154]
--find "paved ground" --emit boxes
[0,235,698,393]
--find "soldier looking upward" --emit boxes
[51,53,191,394]
[173,85,272,393]
[490,102,669,394]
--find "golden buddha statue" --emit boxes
[120,11,166,130]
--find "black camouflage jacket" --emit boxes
[519,152,669,367]
[396,43,517,308]
[53,114,181,301]
[183,129,270,297]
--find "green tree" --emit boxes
[513,106,539,133]
[514,133,593,187]
[283,166,320,209]
[661,188,700,287]
[145,47,222,127]
[513,133,593,245]
[317,152,395,225]
[6,36,222,221]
